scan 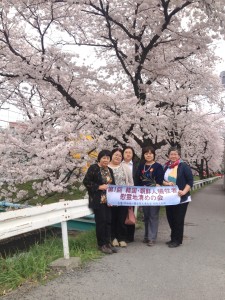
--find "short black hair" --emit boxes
[168,147,181,156]
[141,146,156,160]
[111,148,123,159]
[122,146,135,159]
[97,149,111,162]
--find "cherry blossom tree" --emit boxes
[76,0,224,147]
[177,113,224,178]
[0,0,224,200]
[0,83,98,201]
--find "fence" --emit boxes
[0,177,220,259]
[192,176,219,190]
[0,199,92,259]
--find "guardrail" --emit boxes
[0,199,92,259]
[0,176,220,259]
[192,176,219,190]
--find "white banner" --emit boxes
[107,185,180,206]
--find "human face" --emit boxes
[168,151,180,162]
[98,156,110,168]
[144,151,155,164]
[123,148,133,163]
[111,151,122,165]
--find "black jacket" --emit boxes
[164,162,193,203]
[132,160,139,186]
[83,164,115,209]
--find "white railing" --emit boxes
[0,176,220,259]
[192,176,219,190]
[0,199,92,259]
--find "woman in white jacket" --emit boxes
[109,148,134,247]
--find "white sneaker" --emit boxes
[119,241,127,247]
[111,238,119,247]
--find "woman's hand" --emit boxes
[165,181,175,186]
[178,190,186,197]
[163,180,175,186]
[99,184,108,190]
[178,184,191,197]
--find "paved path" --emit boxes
[2,179,225,300]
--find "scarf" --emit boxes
[165,159,181,184]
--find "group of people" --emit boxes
[83,146,193,254]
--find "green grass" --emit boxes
[0,230,100,296]
[159,206,166,216]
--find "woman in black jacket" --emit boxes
[83,149,116,254]
[163,147,193,248]
[136,146,164,246]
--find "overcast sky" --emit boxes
[214,39,225,73]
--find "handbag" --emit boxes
[125,207,136,225]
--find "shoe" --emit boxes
[147,240,155,246]
[143,238,149,243]
[107,244,118,253]
[168,242,180,248]
[99,245,113,254]
[111,238,119,247]
[165,240,172,245]
[119,241,127,247]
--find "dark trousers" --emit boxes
[94,205,111,247]
[143,206,160,241]
[126,225,135,242]
[166,202,189,244]
[126,207,135,242]
[126,206,135,242]
[111,206,128,242]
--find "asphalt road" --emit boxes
[2,179,225,300]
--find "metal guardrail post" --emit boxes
[61,221,70,259]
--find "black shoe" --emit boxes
[107,244,118,253]
[165,240,172,245]
[98,245,113,254]
[168,242,181,248]
[147,240,155,247]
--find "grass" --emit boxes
[0,230,101,296]
[0,180,94,295]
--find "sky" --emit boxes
[214,39,225,74]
